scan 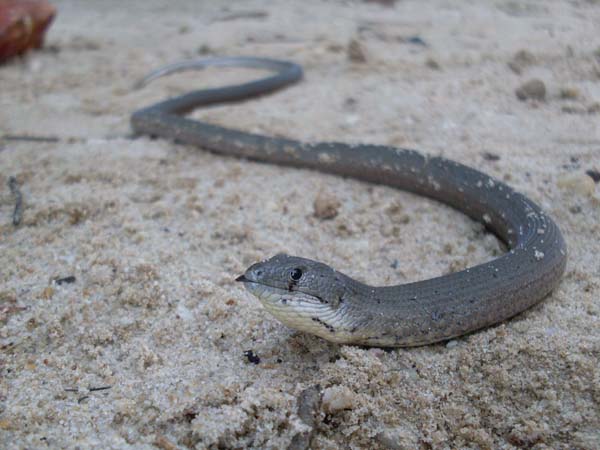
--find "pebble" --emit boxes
[507,49,536,74]
[561,105,587,115]
[321,386,354,413]
[289,385,321,450]
[559,87,579,100]
[557,173,596,196]
[375,426,418,449]
[446,340,459,349]
[54,275,76,285]
[313,191,341,220]
[406,36,427,46]
[296,385,321,425]
[425,57,441,70]
[347,39,367,63]
[154,435,178,450]
[588,102,600,114]
[482,152,501,161]
[369,348,386,358]
[243,350,260,364]
[363,0,397,6]
[0,0,56,63]
[515,79,546,101]
[585,170,600,183]
[41,286,54,299]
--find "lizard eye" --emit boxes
[290,268,303,281]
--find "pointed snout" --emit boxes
[235,261,266,284]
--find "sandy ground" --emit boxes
[1,0,600,449]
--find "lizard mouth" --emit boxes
[236,275,330,306]
[237,277,327,307]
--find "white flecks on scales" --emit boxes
[427,175,441,191]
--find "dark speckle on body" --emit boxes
[311,317,335,333]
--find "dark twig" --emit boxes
[482,152,501,161]
[215,10,268,22]
[88,385,112,392]
[1,134,60,143]
[64,385,112,393]
[54,276,76,285]
[1,134,138,143]
[8,176,23,226]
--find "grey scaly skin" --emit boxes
[132,57,567,347]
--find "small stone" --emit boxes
[516,79,546,101]
[243,350,260,364]
[26,318,38,331]
[197,44,212,55]
[425,57,441,70]
[507,420,548,448]
[154,435,178,450]
[376,426,418,450]
[406,36,427,46]
[41,286,54,299]
[289,385,322,450]
[313,191,340,220]
[321,385,354,413]
[0,0,56,63]
[296,385,321,426]
[557,173,596,196]
[507,49,536,74]
[369,348,386,358]
[559,87,579,100]
[347,39,367,63]
[561,105,587,115]
[363,0,397,6]
[326,43,344,53]
[514,49,536,64]
[482,152,501,161]
[587,102,600,114]
[585,169,600,183]
[446,340,459,349]
[507,61,521,74]
[54,275,76,285]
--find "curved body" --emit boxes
[132,57,567,347]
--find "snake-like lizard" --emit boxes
[132,57,567,347]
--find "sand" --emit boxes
[1,0,599,448]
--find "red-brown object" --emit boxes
[0,0,56,63]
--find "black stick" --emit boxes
[2,134,60,143]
